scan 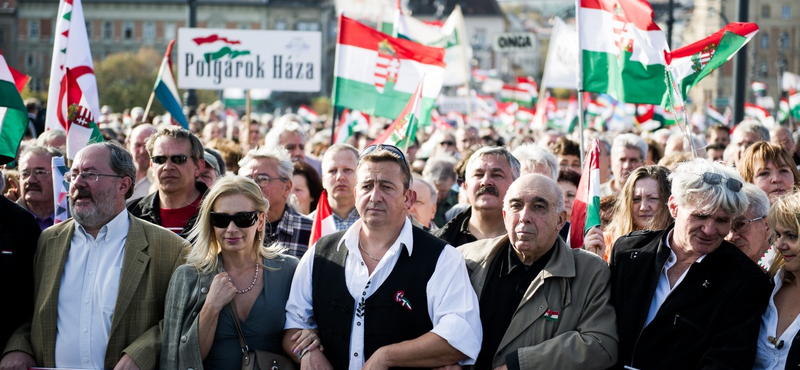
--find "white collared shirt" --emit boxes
[285,218,482,370]
[55,209,130,369]
[645,230,707,327]
[753,269,800,370]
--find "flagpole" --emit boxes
[142,91,156,124]
[575,0,586,165]
[331,12,344,146]
[245,90,252,149]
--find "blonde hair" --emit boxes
[185,175,285,273]
[767,192,800,282]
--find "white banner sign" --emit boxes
[492,33,536,52]
[178,28,321,91]
[541,17,578,89]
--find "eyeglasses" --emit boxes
[151,155,189,165]
[20,168,52,180]
[360,144,407,162]
[64,172,124,183]
[731,215,766,234]
[696,172,743,192]
[209,211,259,228]
[247,174,288,187]
[440,141,456,147]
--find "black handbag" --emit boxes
[228,300,297,370]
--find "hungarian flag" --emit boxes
[579,0,669,104]
[45,0,99,134]
[789,91,800,120]
[751,81,768,97]
[666,22,758,102]
[706,105,728,125]
[333,15,445,127]
[744,102,771,123]
[517,76,539,102]
[564,93,579,133]
[297,104,319,123]
[65,67,104,159]
[369,79,423,151]
[334,108,369,144]
[152,40,188,129]
[0,49,28,165]
[501,84,535,107]
[309,190,336,246]
[778,97,790,123]
[570,138,601,249]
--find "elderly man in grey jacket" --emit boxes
[458,174,618,370]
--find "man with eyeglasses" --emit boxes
[284,144,481,370]
[127,126,207,237]
[600,133,647,197]
[238,147,312,257]
[609,159,772,370]
[16,145,61,230]
[726,183,772,266]
[1,142,189,370]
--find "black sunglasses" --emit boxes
[152,155,189,165]
[209,211,259,228]
[697,172,743,192]
[360,144,407,162]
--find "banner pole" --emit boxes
[575,0,585,165]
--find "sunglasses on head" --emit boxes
[151,155,189,165]
[360,144,407,162]
[209,211,259,228]
[696,172,743,192]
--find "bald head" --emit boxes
[504,174,565,214]
[503,174,567,261]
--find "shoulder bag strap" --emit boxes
[228,300,249,353]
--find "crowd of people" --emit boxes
[2,99,800,370]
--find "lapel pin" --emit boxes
[703,280,710,288]
[395,290,412,311]
[543,309,559,322]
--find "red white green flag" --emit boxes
[570,138,601,249]
[0,49,29,165]
[666,23,758,102]
[309,190,336,246]
[501,83,535,108]
[579,0,669,104]
[65,67,104,159]
[297,104,319,123]
[706,104,728,125]
[334,108,369,144]
[369,79,423,151]
[751,81,768,97]
[333,15,445,127]
[744,102,771,124]
[790,91,800,120]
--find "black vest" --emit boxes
[312,226,446,370]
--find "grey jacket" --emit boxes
[458,236,618,370]
[160,255,299,370]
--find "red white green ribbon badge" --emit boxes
[394,290,412,311]
[543,309,559,322]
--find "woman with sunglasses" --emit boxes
[161,176,317,370]
[753,192,800,369]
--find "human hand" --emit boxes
[206,272,237,313]
[0,351,34,370]
[583,226,606,258]
[113,354,141,370]
[300,348,333,370]
[290,328,323,356]
[361,347,390,370]
[432,364,463,370]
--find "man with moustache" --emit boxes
[284,144,481,369]
[127,124,157,201]
[610,159,772,369]
[459,174,618,370]
[314,144,360,231]
[1,142,189,370]
[435,146,520,247]
[127,126,207,237]
[16,146,61,230]
[600,134,647,197]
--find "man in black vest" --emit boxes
[283,144,482,370]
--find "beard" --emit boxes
[69,185,120,230]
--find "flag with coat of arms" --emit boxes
[332,15,445,127]
[65,67,104,159]
[369,79,424,151]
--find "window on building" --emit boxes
[26,52,35,68]
[296,22,319,31]
[762,5,770,18]
[144,22,155,40]
[275,18,287,30]
[761,33,769,49]
[103,21,113,39]
[783,5,791,19]
[165,23,176,39]
[29,20,39,39]
[123,21,133,40]
[0,28,5,44]
[240,23,250,29]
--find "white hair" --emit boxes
[238,146,294,180]
[263,114,306,149]
[510,144,556,179]
[611,133,648,161]
[670,159,749,216]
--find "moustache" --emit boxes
[70,188,92,202]
[25,184,42,192]
[476,185,499,197]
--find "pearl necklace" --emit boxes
[223,263,259,294]
[359,240,381,262]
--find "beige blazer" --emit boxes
[3,213,189,370]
